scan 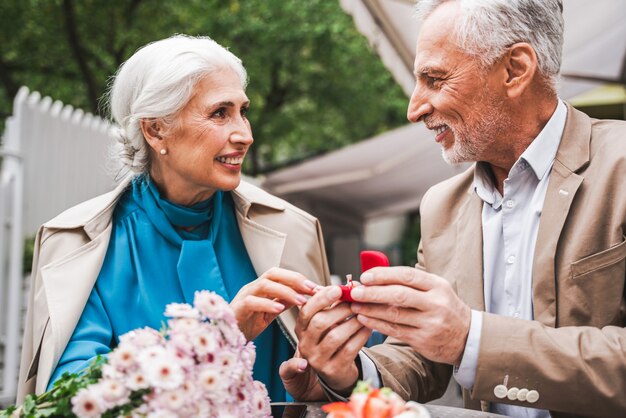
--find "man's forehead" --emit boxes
[414,3,463,73]
[418,1,459,36]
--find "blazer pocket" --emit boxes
[571,237,626,280]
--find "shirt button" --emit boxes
[507,387,519,400]
[517,388,529,401]
[505,200,515,208]
[526,390,540,403]
[506,255,516,264]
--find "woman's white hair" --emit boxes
[416,0,564,90]
[105,34,248,176]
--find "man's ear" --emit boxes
[502,42,538,98]
[140,118,165,152]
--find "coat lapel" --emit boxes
[231,183,297,343]
[34,178,130,392]
[37,225,112,393]
[235,213,287,277]
[454,189,486,311]
[532,105,590,326]
[231,182,287,277]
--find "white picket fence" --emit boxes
[0,86,116,404]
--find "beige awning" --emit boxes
[338,0,626,98]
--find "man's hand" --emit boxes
[294,286,372,394]
[350,267,471,365]
[279,350,326,401]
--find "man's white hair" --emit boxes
[105,34,248,176]
[416,0,564,90]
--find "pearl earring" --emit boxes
[160,149,167,155]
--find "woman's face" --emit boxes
[151,68,253,205]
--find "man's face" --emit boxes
[407,2,511,165]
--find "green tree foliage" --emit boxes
[0,0,408,175]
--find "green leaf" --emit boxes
[0,405,17,417]
[35,407,57,417]
[23,395,36,415]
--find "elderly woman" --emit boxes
[17,35,330,403]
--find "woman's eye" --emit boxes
[211,108,227,118]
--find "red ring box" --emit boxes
[339,251,389,302]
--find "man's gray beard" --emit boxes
[440,99,509,165]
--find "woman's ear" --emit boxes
[140,118,165,153]
[502,42,538,98]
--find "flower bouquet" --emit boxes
[322,381,431,418]
[1,290,271,418]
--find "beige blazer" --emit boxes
[365,105,626,418]
[16,179,330,402]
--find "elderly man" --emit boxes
[280,1,626,417]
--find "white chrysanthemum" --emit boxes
[194,291,231,320]
[109,344,137,371]
[101,363,124,381]
[71,387,103,418]
[157,389,186,411]
[120,327,164,348]
[192,331,218,355]
[217,351,237,372]
[167,345,195,371]
[251,381,271,417]
[168,317,201,335]
[241,342,256,369]
[215,406,239,418]
[144,355,184,390]
[138,345,168,366]
[146,409,178,418]
[99,378,130,407]
[218,321,246,346]
[126,371,150,391]
[165,302,200,319]
[197,367,227,395]
[179,381,195,396]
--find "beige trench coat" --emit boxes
[17,179,331,401]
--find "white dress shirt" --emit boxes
[454,100,567,417]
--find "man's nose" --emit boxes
[407,83,433,123]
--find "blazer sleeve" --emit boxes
[360,187,452,403]
[362,338,452,403]
[473,312,626,416]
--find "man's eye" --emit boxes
[240,107,249,118]
[427,76,442,86]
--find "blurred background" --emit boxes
[1,0,625,407]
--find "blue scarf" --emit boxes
[51,176,292,401]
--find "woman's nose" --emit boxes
[230,118,254,145]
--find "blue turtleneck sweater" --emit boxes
[49,176,292,400]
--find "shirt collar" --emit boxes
[473,99,567,203]
[519,99,567,181]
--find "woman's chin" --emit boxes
[216,177,242,192]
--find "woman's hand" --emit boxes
[230,267,320,341]
[279,349,327,401]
